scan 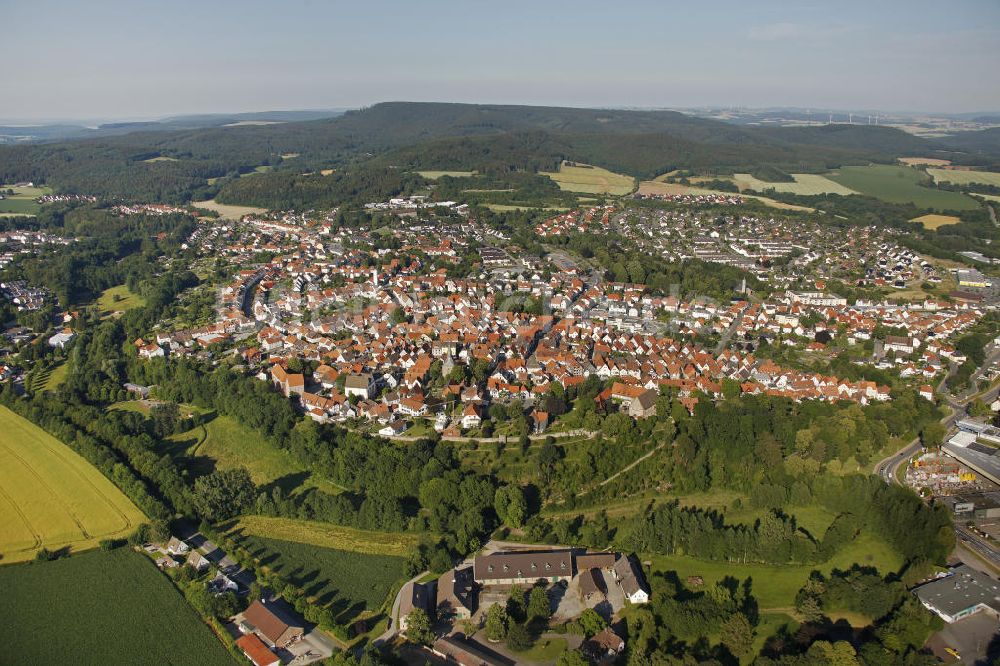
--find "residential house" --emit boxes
[583,627,626,662]
[236,634,280,666]
[241,599,305,649]
[398,581,433,632]
[345,372,376,399]
[437,566,476,620]
[613,555,650,604]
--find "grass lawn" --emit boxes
[191,199,267,219]
[234,534,406,624]
[0,183,52,217]
[512,636,568,662]
[418,170,478,179]
[647,532,902,610]
[731,173,857,196]
[541,162,635,195]
[826,165,979,210]
[228,515,422,557]
[910,213,961,229]
[97,284,147,315]
[0,406,146,562]
[927,168,1000,188]
[0,549,235,664]
[35,362,68,392]
[168,414,343,495]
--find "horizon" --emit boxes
[2,0,998,120]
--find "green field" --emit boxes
[826,165,979,210]
[731,172,857,196]
[235,534,406,623]
[229,515,423,557]
[927,168,1000,188]
[541,162,635,195]
[34,362,69,392]
[648,532,902,610]
[97,284,147,315]
[0,406,146,562]
[191,199,267,219]
[0,549,235,664]
[0,183,52,216]
[165,413,343,495]
[142,155,179,163]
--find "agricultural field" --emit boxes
[636,180,813,211]
[141,155,179,162]
[233,534,406,624]
[191,199,267,220]
[898,157,951,166]
[911,213,961,229]
[484,203,570,212]
[96,284,146,315]
[541,162,635,195]
[0,549,235,665]
[0,183,51,216]
[228,515,422,557]
[164,413,343,495]
[927,168,1000,188]
[648,532,902,611]
[730,172,857,196]
[417,170,478,179]
[0,406,146,562]
[826,164,979,210]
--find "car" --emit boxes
[945,647,961,659]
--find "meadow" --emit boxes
[541,162,635,195]
[0,549,235,664]
[898,157,951,166]
[826,164,979,210]
[229,515,422,557]
[417,170,478,179]
[927,168,1000,188]
[0,406,146,562]
[0,183,51,216]
[730,172,857,196]
[34,362,68,393]
[163,413,343,496]
[96,284,147,315]
[234,534,406,624]
[910,213,961,230]
[191,199,268,219]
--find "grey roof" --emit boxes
[914,565,1000,618]
[474,550,573,581]
[614,555,648,597]
[944,440,1000,485]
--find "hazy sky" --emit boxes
[2,0,999,121]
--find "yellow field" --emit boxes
[927,168,1000,188]
[898,157,951,166]
[417,170,477,180]
[541,162,635,195]
[228,515,422,557]
[911,213,961,229]
[191,199,267,220]
[637,180,814,211]
[0,406,145,562]
[731,173,858,196]
[972,193,1000,203]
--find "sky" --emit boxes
[2,0,999,122]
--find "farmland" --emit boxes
[229,515,423,557]
[0,549,235,665]
[417,170,477,179]
[826,164,980,210]
[0,406,145,562]
[927,168,1000,188]
[911,213,961,229]
[191,199,268,219]
[541,161,635,195]
[898,157,951,166]
[96,284,147,315]
[233,534,406,623]
[730,172,857,196]
[0,183,51,216]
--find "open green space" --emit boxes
[0,406,146,562]
[34,362,69,392]
[234,534,406,624]
[0,549,235,665]
[0,183,52,216]
[731,172,858,196]
[648,532,902,610]
[417,170,478,179]
[228,515,422,557]
[97,284,147,315]
[826,164,979,210]
[927,168,1000,188]
[540,162,635,195]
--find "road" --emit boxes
[956,525,1000,570]
[373,570,429,648]
[713,312,744,355]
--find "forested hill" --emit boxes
[0,101,985,202]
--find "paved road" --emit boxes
[956,525,1000,570]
